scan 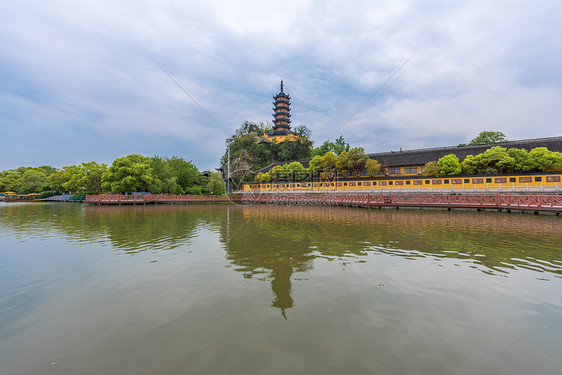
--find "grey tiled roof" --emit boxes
[368,137,562,167]
[252,136,562,173]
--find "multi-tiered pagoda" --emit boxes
[273,80,291,133]
[264,80,299,143]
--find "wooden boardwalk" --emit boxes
[85,193,562,213]
[242,193,562,213]
[85,194,235,204]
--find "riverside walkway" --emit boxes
[85,194,234,204]
[244,193,562,213]
[85,193,562,214]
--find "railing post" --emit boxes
[538,194,542,207]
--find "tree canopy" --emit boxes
[149,156,200,194]
[438,155,462,175]
[207,172,226,195]
[469,131,508,145]
[311,136,350,157]
[101,154,154,193]
[335,147,369,173]
[0,166,53,194]
[425,147,562,176]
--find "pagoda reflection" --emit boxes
[221,207,319,318]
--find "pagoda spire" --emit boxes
[280,80,284,93]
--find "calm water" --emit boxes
[0,202,561,374]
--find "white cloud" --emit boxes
[1,0,561,170]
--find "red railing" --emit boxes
[239,193,562,212]
[85,194,242,204]
[85,193,562,212]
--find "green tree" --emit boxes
[269,165,284,181]
[101,154,154,193]
[336,147,368,174]
[149,156,172,194]
[294,125,312,139]
[480,146,513,173]
[438,154,462,175]
[207,172,226,195]
[168,157,200,190]
[184,185,203,195]
[39,165,58,176]
[469,131,508,145]
[280,164,291,180]
[335,150,349,172]
[60,165,83,192]
[235,121,268,137]
[308,155,322,172]
[507,148,537,172]
[276,139,312,161]
[81,162,107,193]
[365,159,381,176]
[530,147,562,172]
[311,135,350,157]
[346,147,368,171]
[422,161,440,176]
[0,170,21,192]
[47,170,65,193]
[461,154,483,174]
[149,156,200,194]
[285,161,307,181]
[19,169,48,193]
[320,152,337,170]
[58,162,107,193]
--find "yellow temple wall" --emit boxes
[263,133,301,143]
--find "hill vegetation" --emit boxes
[221,121,361,182]
[220,122,314,181]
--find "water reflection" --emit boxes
[223,210,315,318]
[0,203,227,254]
[1,203,561,317]
[239,205,562,276]
[221,205,561,316]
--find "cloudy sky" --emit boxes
[1,0,561,171]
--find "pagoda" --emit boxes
[264,80,299,143]
[273,80,291,134]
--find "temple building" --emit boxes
[263,80,301,143]
[253,136,562,176]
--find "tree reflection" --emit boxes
[2,203,561,317]
[219,204,562,316]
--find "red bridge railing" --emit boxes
[85,194,241,204]
[239,193,562,212]
[85,193,562,212]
